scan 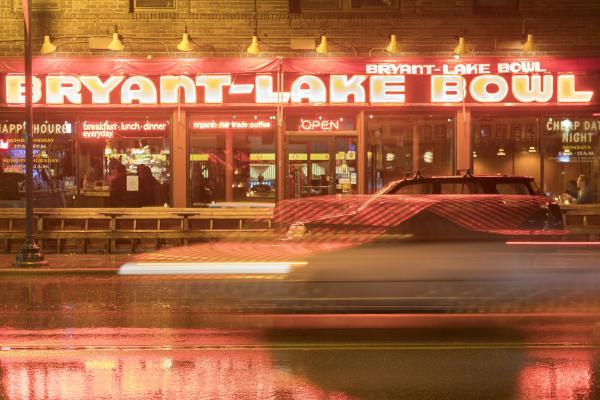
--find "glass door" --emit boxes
[286,136,357,199]
[335,136,358,195]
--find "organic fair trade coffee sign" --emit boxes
[0,59,596,106]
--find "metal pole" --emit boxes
[16,0,47,267]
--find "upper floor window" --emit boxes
[134,0,176,11]
[350,0,398,8]
[13,0,60,11]
[474,0,519,15]
[292,0,399,11]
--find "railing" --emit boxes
[0,207,274,254]
[2,204,598,254]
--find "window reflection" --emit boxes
[367,115,455,193]
[473,114,599,204]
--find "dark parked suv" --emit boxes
[281,172,564,240]
[380,173,540,196]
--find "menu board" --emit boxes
[0,120,73,171]
[544,117,600,162]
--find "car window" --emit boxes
[495,183,531,195]
[440,182,483,194]
[388,182,433,194]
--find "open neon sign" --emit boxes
[298,118,342,132]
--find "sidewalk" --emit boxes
[0,253,132,274]
[0,238,334,274]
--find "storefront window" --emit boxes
[188,115,277,205]
[542,115,599,204]
[473,114,599,204]
[0,119,74,207]
[78,118,171,207]
[366,114,455,193]
[472,116,540,183]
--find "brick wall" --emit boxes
[0,0,599,56]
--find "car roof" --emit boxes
[386,174,535,188]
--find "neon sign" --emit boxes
[1,60,595,106]
[0,122,72,135]
[298,118,342,132]
[430,74,593,103]
[81,120,169,139]
[191,119,273,130]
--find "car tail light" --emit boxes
[540,201,564,229]
[286,222,309,239]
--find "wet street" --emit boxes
[2,240,600,399]
[2,317,600,399]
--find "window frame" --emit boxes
[294,0,400,12]
[347,0,400,10]
[13,0,60,12]
[133,0,177,12]
[473,0,519,15]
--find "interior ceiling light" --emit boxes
[497,147,507,156]
[177,28,194,52]
[107,26,124,51]
[316,35,329,55]
[385,34,398,53]
[453,36,465,59]
[472,151,478,158]
[528,146,537,153]
[40,35,56,54]
[522,33,536,53]
[247,35,260,55]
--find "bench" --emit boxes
[561,204,600,240]
[0,207,275,254]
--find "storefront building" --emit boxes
[1,56,599,206]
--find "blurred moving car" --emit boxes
[279,171,564,241]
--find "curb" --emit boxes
[0,268,118,275]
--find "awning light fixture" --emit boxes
[177,28,194,52]
[40,35,56,54]
[453,36,465,59]
[385,34,399,53]
[247,35,260,55]
[522,33,536,53]
[316,35,329,55]
[107,26,124,51]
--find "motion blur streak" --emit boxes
[118,261,306,275]
[506,241,600,247]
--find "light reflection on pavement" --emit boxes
[1,321,600,400]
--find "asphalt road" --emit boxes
[2,316,600,399]
[2,240,600,399]
[2,241,600,315]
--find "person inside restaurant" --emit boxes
[565,180,578,200]
[574,174,595,204]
